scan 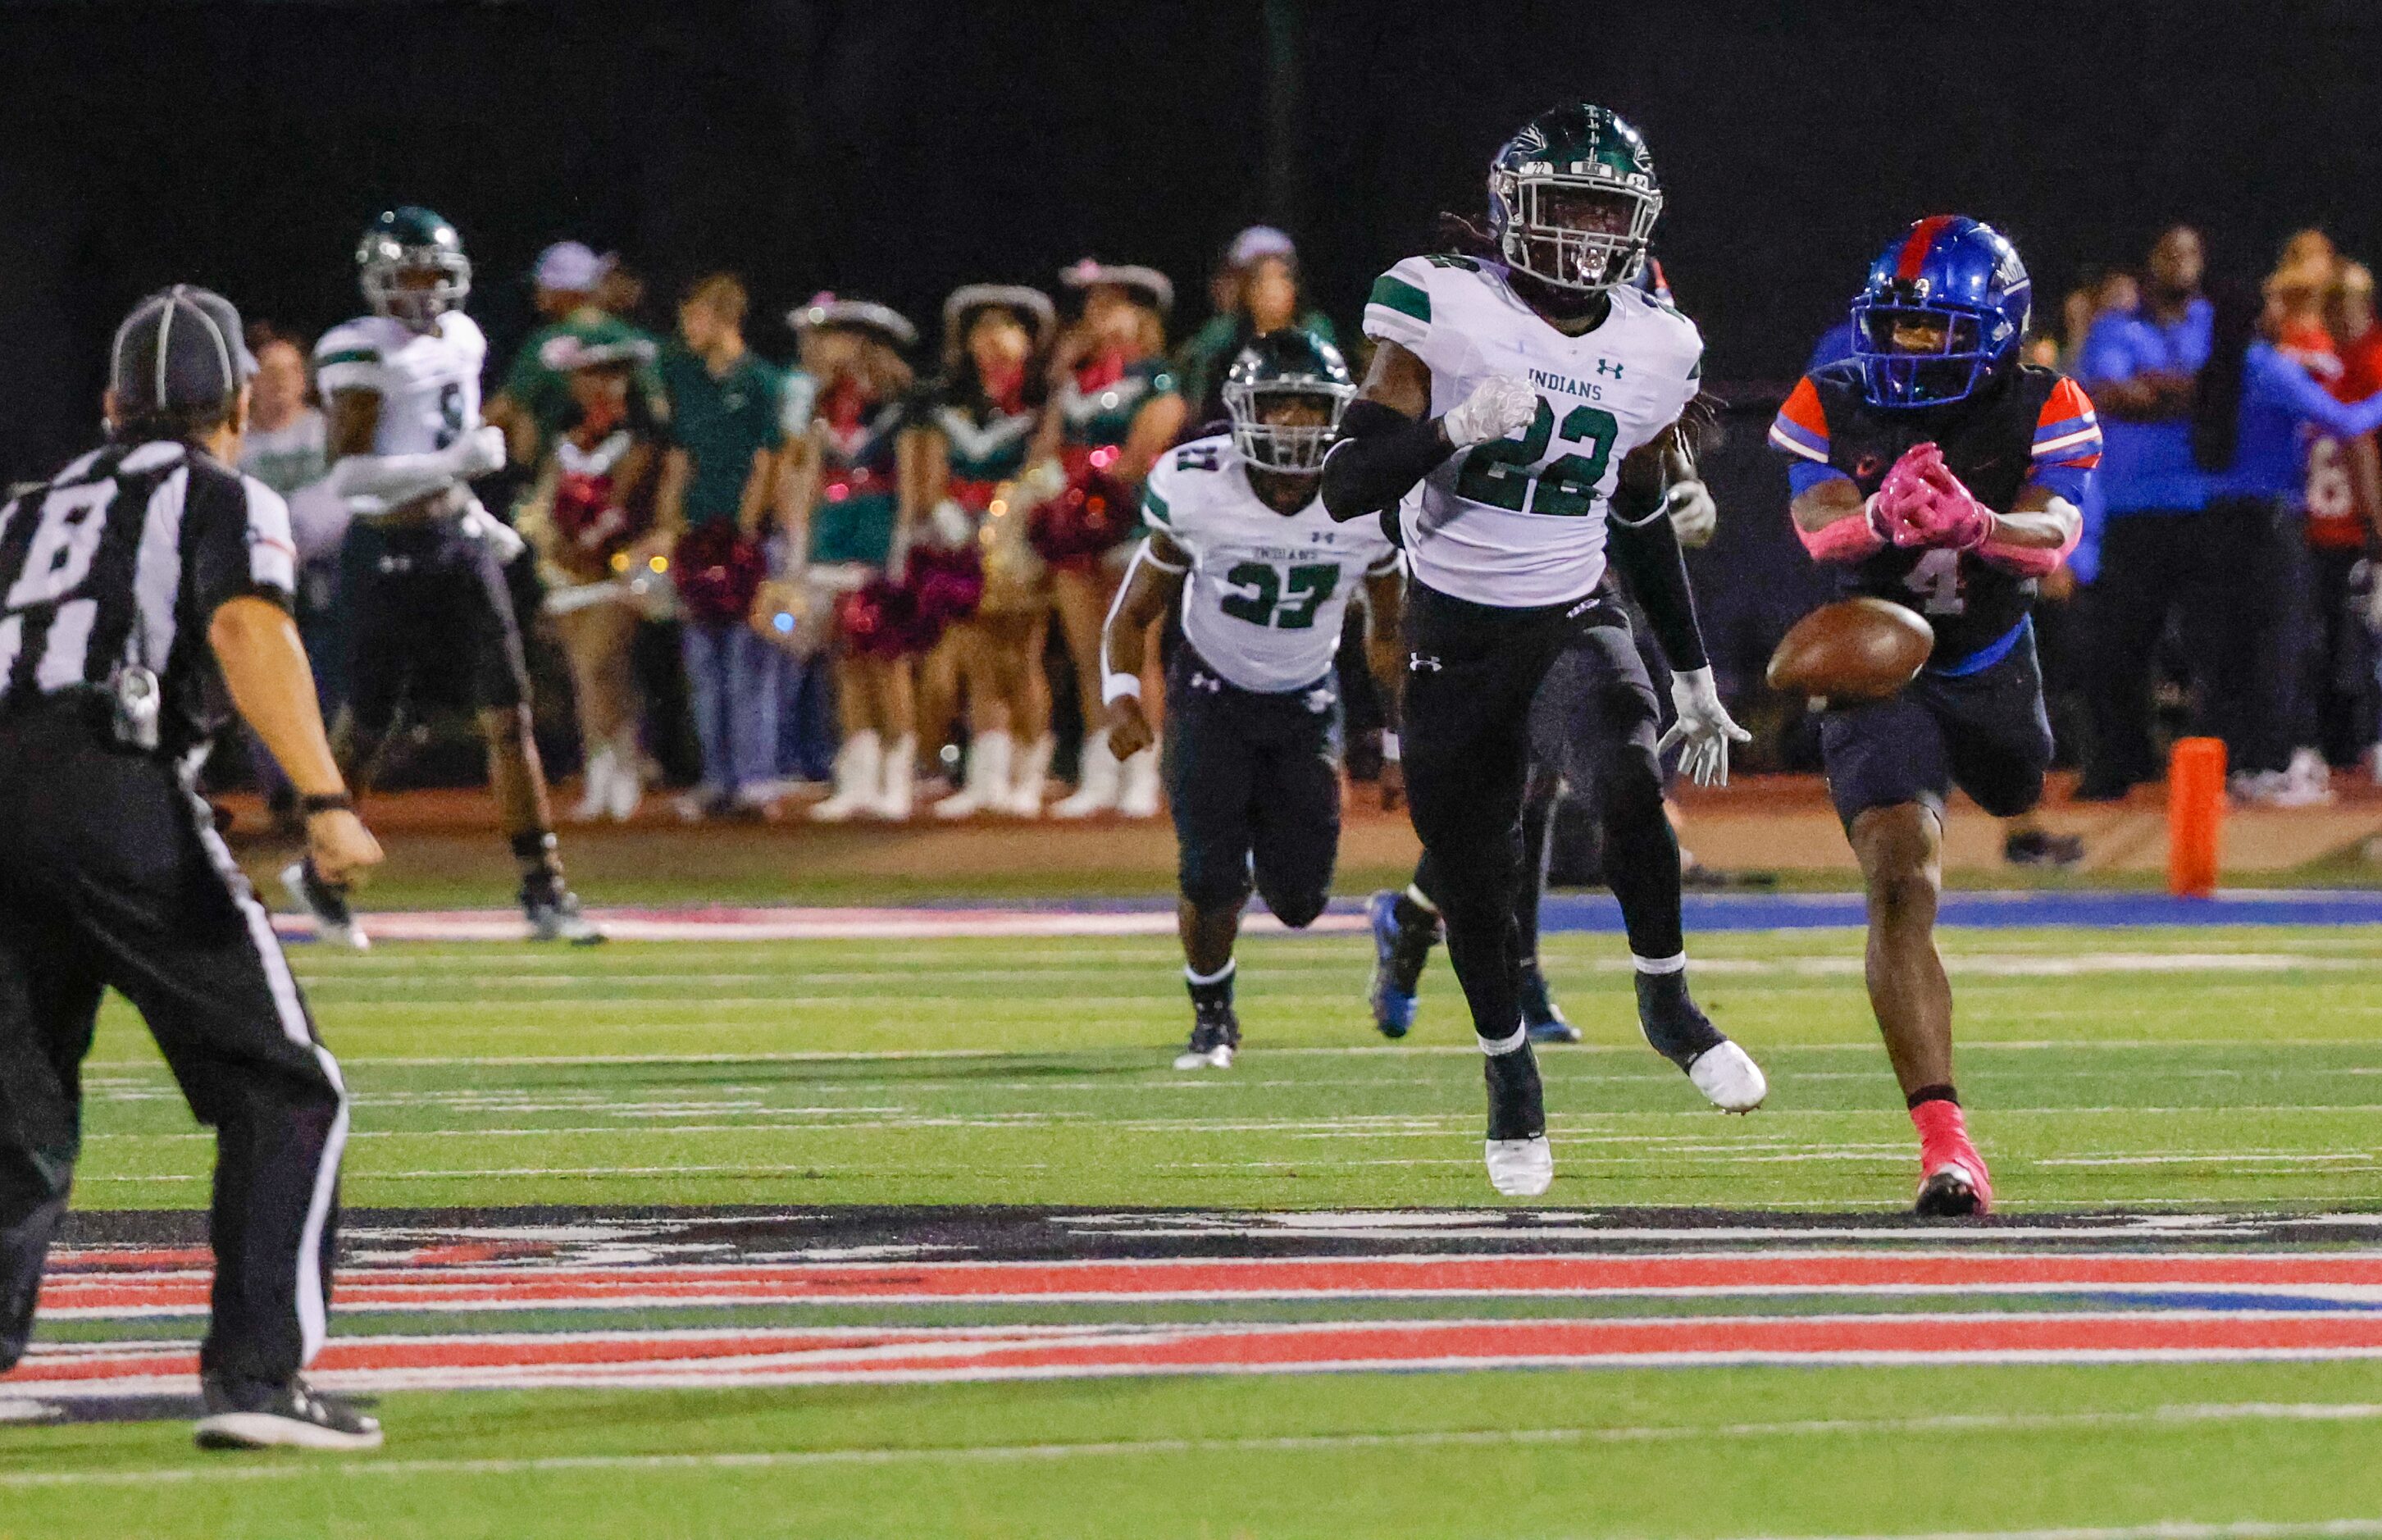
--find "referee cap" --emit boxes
[109,285,257,419]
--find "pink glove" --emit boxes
[1874,443,1943,548]
[1913,457,1993,551]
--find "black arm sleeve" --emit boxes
[1605,484,1708,673]
[1319,399,1456,524]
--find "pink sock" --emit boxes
[1909,1097,1969,1157]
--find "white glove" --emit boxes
[1656,665,1752,788]
[451,424,509,480]
[1441,375,1539,448]
[458,502,527,566]
[1665,479,1718,548]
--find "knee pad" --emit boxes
[1259,886,1329,931]
[1179,861,1254,917]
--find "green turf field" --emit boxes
[71,925,2382,1210]
[8,922,2382,1538]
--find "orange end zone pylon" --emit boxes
[2166,736,2226,898]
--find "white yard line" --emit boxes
[2,1401,2378,1490]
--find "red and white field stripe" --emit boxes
[20,1310,2382,1396]
[37,1249,2382,1318]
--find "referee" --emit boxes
[0,287,384,1450]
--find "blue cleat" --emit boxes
[1519,964,1580,1044]
[1366,890,1432,1038]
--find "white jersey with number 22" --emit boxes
[1362,253,1701,608]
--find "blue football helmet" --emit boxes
[1849,216,2030,408]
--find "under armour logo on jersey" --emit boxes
[1408,653,1442,673]
[1304,687,1335,714]
[1190,671,1223,694]
[1596,359,1624,379]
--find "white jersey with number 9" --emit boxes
[312,311,486,458]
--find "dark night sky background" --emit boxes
[3,0,2381,489]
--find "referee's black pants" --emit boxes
[0,704,348,1387]
[1402,581,1621,1043]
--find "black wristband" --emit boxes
[299,793,355,816]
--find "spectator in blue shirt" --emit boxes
[2073,226,2220,800]
[2188,280,2382,799]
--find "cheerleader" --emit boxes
[913,285,1059,818]
[785,295,927,821]
[516,336,663,822]
[1031,259,1186,818]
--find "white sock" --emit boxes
[1478,1023,1528,1055]
[1632,951,1687,976]
[1184,959,1237,987]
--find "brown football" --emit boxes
[1765,598,1934,701]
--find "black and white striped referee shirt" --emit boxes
[0,438,297,754]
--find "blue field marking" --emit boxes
[966,890,2382,931]
[2079,1290,2382,1314]
[1532,889,2382,933]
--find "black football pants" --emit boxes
[1413,602,1683,966]
[1402,581,1658,1042]
[0,704,347,1386]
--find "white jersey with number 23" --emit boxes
[1141,434,1400,695]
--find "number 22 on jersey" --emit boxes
[1452,397,1620,517]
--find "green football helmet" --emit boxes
[1487,104,1662,293]
[1222,329,1355,474]
[358,206,471,329]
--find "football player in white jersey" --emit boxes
[1320,104,1763,1197]
[287,207,599,946]
[1100,332,1403,1070]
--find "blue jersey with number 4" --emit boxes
[1141,434,1399,695]
[1768,362,2101,667]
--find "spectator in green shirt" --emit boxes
[1173,226,1338,433]
[650,273,799,818]
[487,241,663,467]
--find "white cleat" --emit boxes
[280,862,369,952]
[1173,1043,1235,1071]
[1687,1041,1769,1113]
[1484,1136,1553,1196]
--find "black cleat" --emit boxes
[1366,891,1439,1038]
[1174,1001,1241,1070]
[1914,1168,1988,1218]
[2003,828,2084,868]
[522,881,603,944]
[282,859,369,951]
[194,1374,382,1451]
[1518,965,1578,1044]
